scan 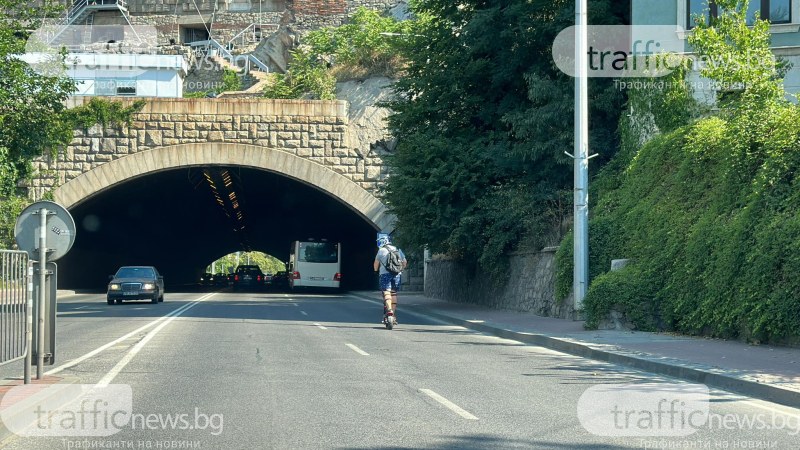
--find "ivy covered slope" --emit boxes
[558,0,800,344]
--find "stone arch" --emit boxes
[54,142,394,232]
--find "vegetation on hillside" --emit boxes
[556,0,800,344]
[184,68,243,98]
[0,0,146,248]
[384,0,628,281]
[208,252,287,275]
[263,7,413,100]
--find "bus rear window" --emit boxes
[299,242,338,263]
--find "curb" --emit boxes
[348,292,800,409]
[0,375,80,446]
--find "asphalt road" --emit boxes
[1,290,799,449]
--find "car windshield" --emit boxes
[116,267,155,278]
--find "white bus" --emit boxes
[289,240,342,290]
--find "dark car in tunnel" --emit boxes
[200,272,213,285]
[215,272,230,286]
[107,266,164,305]
[270,271,290,290]
[232,265,264,291]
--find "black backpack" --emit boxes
[383,245,404,275]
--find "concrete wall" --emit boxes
[424,248,576,319]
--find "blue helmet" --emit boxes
[376,236,391,248]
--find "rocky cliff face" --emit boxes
[336,77,397,163]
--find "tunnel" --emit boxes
[57,166,381,291]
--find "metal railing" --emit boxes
[0,250,30,367]
[188,38,270,72]
[46,0,129,44]
[227,24,263,48]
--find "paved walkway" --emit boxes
[351,291,800,409]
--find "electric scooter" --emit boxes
[383,307,396,330]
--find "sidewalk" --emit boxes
[351,291,800,409]
[0,375,77,445]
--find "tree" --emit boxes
[0,0,77,198]
[0,0,146,249]
[384,0,627,279]
[208,252,286,274]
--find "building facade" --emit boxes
[632,0,800,100]
[36,0,405,97]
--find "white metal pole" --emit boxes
[37,208,47,379]
[574,0,590,312]
[24,262,33,384]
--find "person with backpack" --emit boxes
[373,235,407,323]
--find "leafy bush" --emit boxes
[262,48,336,100]
[65,97,146,130]
[184,68,242,98]
[221,68,242,92]
[184,91,212,98]
[263,7,410,100]
[0,195,29,249]
[582,264,658,331]
[303,7,413,80]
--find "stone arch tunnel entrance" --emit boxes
[58,165,381,290]
[33,101,396,291]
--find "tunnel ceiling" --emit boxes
[59,166,380,290]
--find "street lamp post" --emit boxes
[574,0,590,312]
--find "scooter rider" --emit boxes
[373,235,407,322]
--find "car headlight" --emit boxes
[109,284,120,290]
[143,283,156,290]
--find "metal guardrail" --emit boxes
[0,250,30,367]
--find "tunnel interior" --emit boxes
[58,166,380,291]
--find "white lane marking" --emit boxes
[419,389,479,420]
[291,303,298,307]
[46,294,215,376]
[300,311,308,316]
[734,397,800,416]
[96,293,214,387]
[313,323,327,330]
[75,306,88,310]
[345,343,369,356]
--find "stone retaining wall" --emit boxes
[424,248,576,319]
